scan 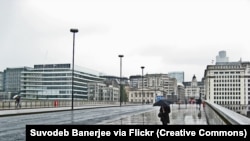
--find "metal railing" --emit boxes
[0,100,118,110]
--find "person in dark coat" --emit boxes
[158,105,171,125]
[15,96,21,109]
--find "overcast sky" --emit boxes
[1,0,250,81]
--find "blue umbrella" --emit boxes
[153,99,171,107]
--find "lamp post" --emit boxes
[155,74,157,101]
[141,66,145,104]
[70,28,78,111]
[118,55,124,107]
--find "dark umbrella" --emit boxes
[153,99,171,115]
[153,99,171,107]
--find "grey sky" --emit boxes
[1,0,250,81]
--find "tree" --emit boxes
[121,85,128,103]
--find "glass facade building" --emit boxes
[20,64,104,100]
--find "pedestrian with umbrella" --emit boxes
[153,99,171,125]
[13,95,21,109]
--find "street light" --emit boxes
[70,28,78,110]
[118,55,124,107]
[141,66,145,104]
[155,74,157,101]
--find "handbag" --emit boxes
[158,112,162,117]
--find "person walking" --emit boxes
[158,105,171,125]
[15,96,21,109]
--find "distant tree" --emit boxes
[121,85,128,103]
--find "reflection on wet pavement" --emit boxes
[102,104,207,125]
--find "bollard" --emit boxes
[54,100,58,107]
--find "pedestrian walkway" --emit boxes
[99,104,207,125]
[170,103,207,125]
[0,103,207,125]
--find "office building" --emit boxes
[204,61,250,116]
[168,71,184,83]
[216,50,229,63]
[3,67,31,93]
[20,63,104,100]
[0,72,3,92]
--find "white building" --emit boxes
[128,73,177,103]
[184,75,201,103]
[204,61,250,116]
[20,64,104,100]
[128,87,160,103]
[88,82,119,101]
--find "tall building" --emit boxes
[216,50,229,63]
[3,67,31,93]
[168,71,184,83]
[0,72,3,92]
[0,72,5,100]
[204,61,250,116]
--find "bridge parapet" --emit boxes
[205,101,250,125]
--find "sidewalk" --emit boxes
[169,103,207,125]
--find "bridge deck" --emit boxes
[0,103,207,125]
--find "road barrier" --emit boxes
[0,100,118,110]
